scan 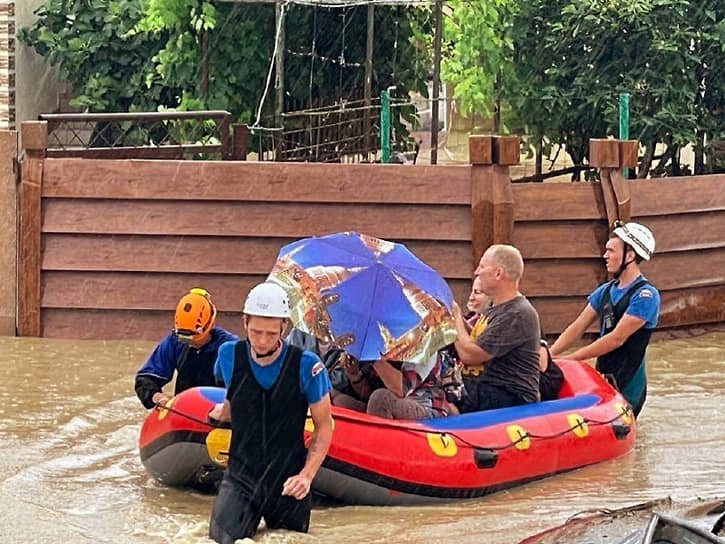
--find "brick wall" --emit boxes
[0,2,14,130]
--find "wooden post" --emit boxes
[232,124,248,160]
[609,168,632,222]
[274,0,286,128]
[430,0,443,165]
[219,114,231,159]
[18,121,47,336]
[470,134,515,268]
[592,138,635,226]
[469,135,493,165]
[363,4,374,160]
[599,168,621,227]
[0,130,18,335]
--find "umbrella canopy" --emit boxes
[268,231,457,364]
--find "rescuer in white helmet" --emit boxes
[208,282,332,543]
[550,221,660,417]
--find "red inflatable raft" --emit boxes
[138,359,635,504]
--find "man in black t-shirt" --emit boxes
[452,245,541,412]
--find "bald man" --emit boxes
[452,245,541,412]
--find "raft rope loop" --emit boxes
[160,401,634,453]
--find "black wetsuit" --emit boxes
[209,341,309,543]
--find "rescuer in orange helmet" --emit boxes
[134,288,238,409]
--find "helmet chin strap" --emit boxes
[253,340,281,359]
[614,248,636,279]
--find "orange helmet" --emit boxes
[174,288,217,344]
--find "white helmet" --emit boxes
[613,221,655,261]
[243,282,291,318]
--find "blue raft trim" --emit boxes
[197,386,226,403]
[419,393,601,430]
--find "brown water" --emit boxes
[0,332,723,544]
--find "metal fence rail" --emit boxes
[248,98,382,163]
[40,111,232,160]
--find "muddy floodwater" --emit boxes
[0,332,723,543]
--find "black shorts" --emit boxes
[209,475,311,543]
[458,380,525,413]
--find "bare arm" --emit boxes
[372,359,404,397]
[208,399,231,422]
[549,304,599,357]
[341,354,372,400]
[452,302,493,366]
[282,394,333,500]
[567,314,647,361]
[538,345,549,371]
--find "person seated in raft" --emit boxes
[134,288,238,409]
[365,352,450,419]
[459,269,561,403]
[452,244,541,412]
[538,338,564,401]
[284,330,379,411]
[327,353,385,411]
[286,328,345,369]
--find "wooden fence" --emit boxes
[15,122,725,340]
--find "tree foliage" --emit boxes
[441,0,516,118]
[18,0,172,111]
[20,0,431,131]
[443,0,725,176]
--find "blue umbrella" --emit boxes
[268,231,457,364]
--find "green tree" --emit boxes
[19,0,172,111]
[22,0,431,134]
[443,0,725,177]
[441,0,517,126]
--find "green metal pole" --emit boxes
[381,89,390,163]
[619,92,629,177]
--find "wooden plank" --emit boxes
[599,169,619,227]
[0,130,17,335]
[609,169,631,222]
[513,222,609,259]
[45,145,222,160]
[469,135,493,165]
[641,211,725,252]
[619,140,638,169]
[41,234,474,279]
[493,135,520,166]
[470,166,493,262]
[536,285,725,334]
[41,283,723,340]
[41,234,288,274]
[492,165,514,244]
[631,175,725,216]
[528,296,591,336]
[658,284,725,328]
[41,308,245,340]
[43,271,476,314]
[515,212,725,258]
[513,182,607,221]
[42,158,473,205]
[20,121,48,154]
[519,259,606,297]
[589,139,619,168]
[17,157,43,336]
[521,249,724,297]
[41,271,267,312]
[640,247,725,290]
[42,199,472,241]
[470,165,513,262]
